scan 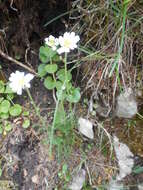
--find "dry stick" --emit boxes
[0,49,37,75]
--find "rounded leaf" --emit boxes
[38,64,47,77]
[44,76,56,90]
[0,98,4,103]
[66,88,81,103]
[55,81,63,90]
[5,124,12,132]
[0,81,5,93]
[22,119,30,129]
[9,104,22,116]
[0,100,10,113]
[0,113,9,119]
[56,90,66,100]
[0,124,3,134]
[23,111,30,116]
[5,85,14,94]
[45,64,58,74]
[6,94,14,101]
[39,46,56,63]
[56,69,72,82]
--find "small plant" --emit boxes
[58,163,71,189]
[0,80,30,134]
[38,33,80,104]
[38,32,81,156]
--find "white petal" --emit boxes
[64,32,69,38]
[25,73,34,82]
[57,47,65,54]
[58,36,64,46]
[17,88,22,95]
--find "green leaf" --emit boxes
[38,64,47,77]
[9,104,22,116]
[0,113,9,119]
[0,97,4,103]
[123,0,131,5]
[22,119,30,129]
[45,64,58,74]
[0,81,5,93]
[44,76,56,90]
[66,88,81,103]
[5,85,13,93]
[133,166,143,174]
[56,90,66,100]
[6,94,14,100]
[0,124,3,134]
[55,81,63,90]
[56,69,72,82]
[53,54,60,62]
[39,46,56,63]
[66,82,72,91]
[55,104,65,125]
[0,100,10,113]
[23,111,30,116]
[0,168,2,177]
[62,164,68,174]
[5,124,12,132]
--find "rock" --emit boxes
[32,175,39,184]
[108,179,124,190]
[113,136,134,180]
[78,118,94,139]
[68,169,86,190]
[138,184,143,190]
[115,88,137,118]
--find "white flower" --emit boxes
[57,32,80,54]
[9,71,34,95]
[45,35,59,51]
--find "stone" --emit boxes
[78,118,94,139]
[115,88,137,118]
[68,169,86,190]
[108,179,124,190]
[113,136,134,180]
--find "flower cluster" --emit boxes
[44,32,80,54]
[9,71,34,95]
[45,35,59,51]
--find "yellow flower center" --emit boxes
[49,39,55,47]
[19,78,25,86]
[63,39,71,48]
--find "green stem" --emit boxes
[64,53,68,86]
[109,3,128,77]
[49,83,65,156]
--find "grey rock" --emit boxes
[113,136,134,180]
[115,88,137,118]
[78,118,94,139]
[138,184,143,190]
[68,169,86,190]
[108,180,124,190]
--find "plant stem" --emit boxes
[64,53,68,87]
[49,83,65,156]
[109,2,128,77]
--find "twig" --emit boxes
[10,0,18,12]
[0,49,37,75]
